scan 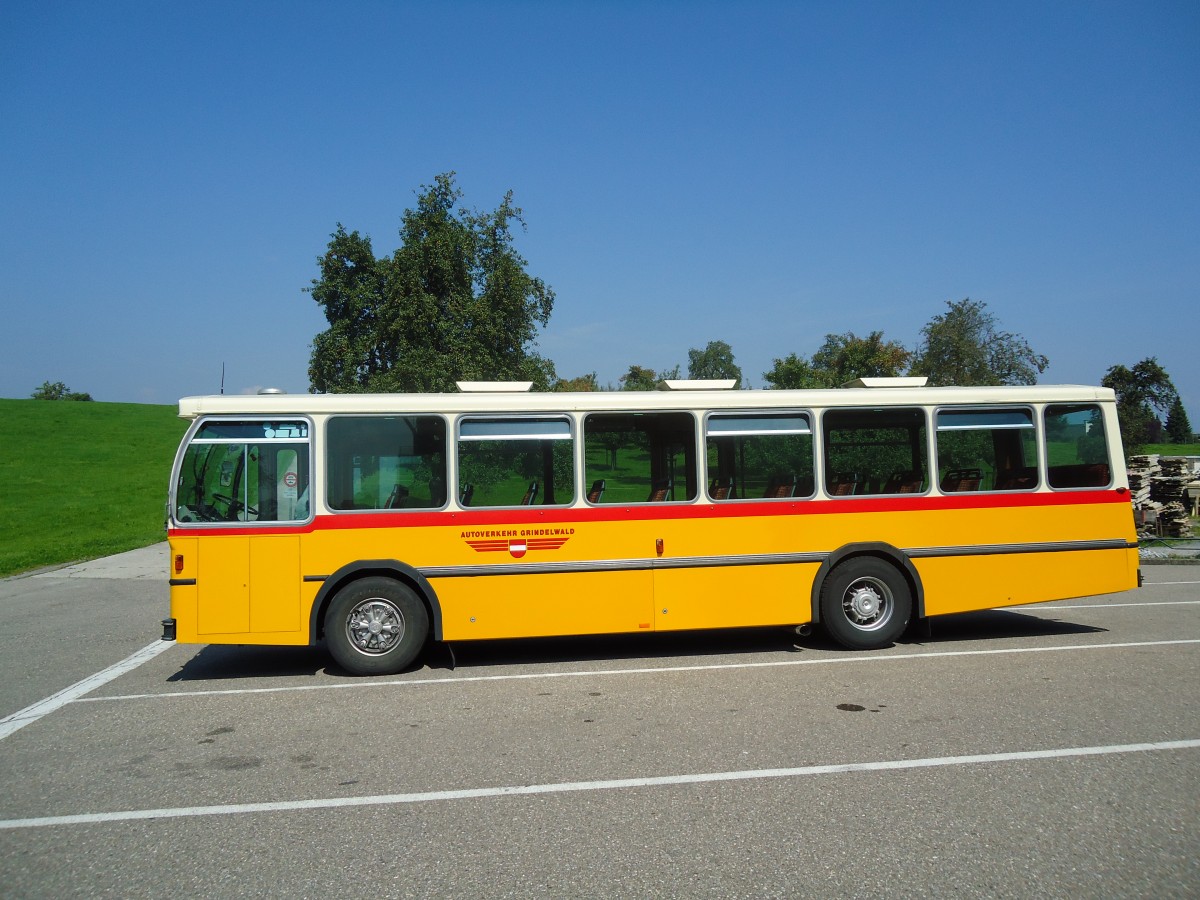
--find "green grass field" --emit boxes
[0,399,188,577]
[1141,443,1200,457]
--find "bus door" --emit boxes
[579,412,699,632]
[172,419,311,637]
[652,411,818,631]
[584,410,777,632]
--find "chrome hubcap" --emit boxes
[346,598,405,655]
[841,577,893,631]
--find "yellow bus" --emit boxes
[164,378,1140,675]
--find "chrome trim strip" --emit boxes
[420,551,827,579]
[417,539,1135,580]
[905,539,1135,559]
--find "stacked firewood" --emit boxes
[1155,503,1194,537]
[1127,454,1156,506]
[1153,457,1195,537]
[1129,454,1195,538]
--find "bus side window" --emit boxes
[823,408,928,497]
[704,413,814,501]
[584,412,697,503]
[456,417,574,508]
[935,408,1038,492]
[326,416,447,511]
[1044,404,1111,489]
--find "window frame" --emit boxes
[582,410,699,505]
[702,409,816,502]
[324,413,450,513]
[933,405,1040,494]
[819,406,931,498]
[1043,403,1114,491]
[454,414,577,509]
[173,416,313,527]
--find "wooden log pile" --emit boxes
[1129,454,1195,538]
[1127,454,1156,506]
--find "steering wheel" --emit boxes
[211,493,259,520]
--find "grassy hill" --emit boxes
[0,398,188,577]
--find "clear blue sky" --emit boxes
[2,1,1197,422]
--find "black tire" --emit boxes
[819,557,912,650]
[325,577,429,675]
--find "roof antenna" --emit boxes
[220,362,225,395]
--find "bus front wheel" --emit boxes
[325,577,429,675]
[819,558,912,650]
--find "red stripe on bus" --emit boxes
[167,489,1129,538]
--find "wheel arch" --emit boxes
[809,542,925,625]
[309,559,444,644]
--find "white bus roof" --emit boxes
[177,384,1117,420]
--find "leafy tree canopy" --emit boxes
[687,340,743,387]
[554,373,600,392]
[810,331,911,386]
[762,331,908,389]
[619,364,680,391]
[909,298,1048,386]
[31,381,92,401]
[1102,357,1179,452]
[307,172,556,392]
[762,353,823,390]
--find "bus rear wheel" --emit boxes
[820,557,912,650]
[325,577,429,675]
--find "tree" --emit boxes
[618,364,679,391]
[762,331,909,389]
[31,381,92,401]
[554,373,600,392]
[810,331,910,386]
[619,365,658,391]
[1165,396,1193,444]
[687,340,743,387]
[909,299,1048,386]
[1102,357,1179,452]
[762,353,824,390]
[307,172,555,393]
[306,227,385,392]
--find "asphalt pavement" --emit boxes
[0,548,1197,898]
[29,542,168,580]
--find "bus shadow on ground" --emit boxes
[434,626,804,671]
[166,628,808,682]
[165,610,1105,682]
[900,608,1106,646]
[166,644,331,681]
[432,609,1105,670]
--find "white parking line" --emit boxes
[0,640,174,741]
[1,737,1195,831]
[78,638,1200,704]
[1010,600,1200,610]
